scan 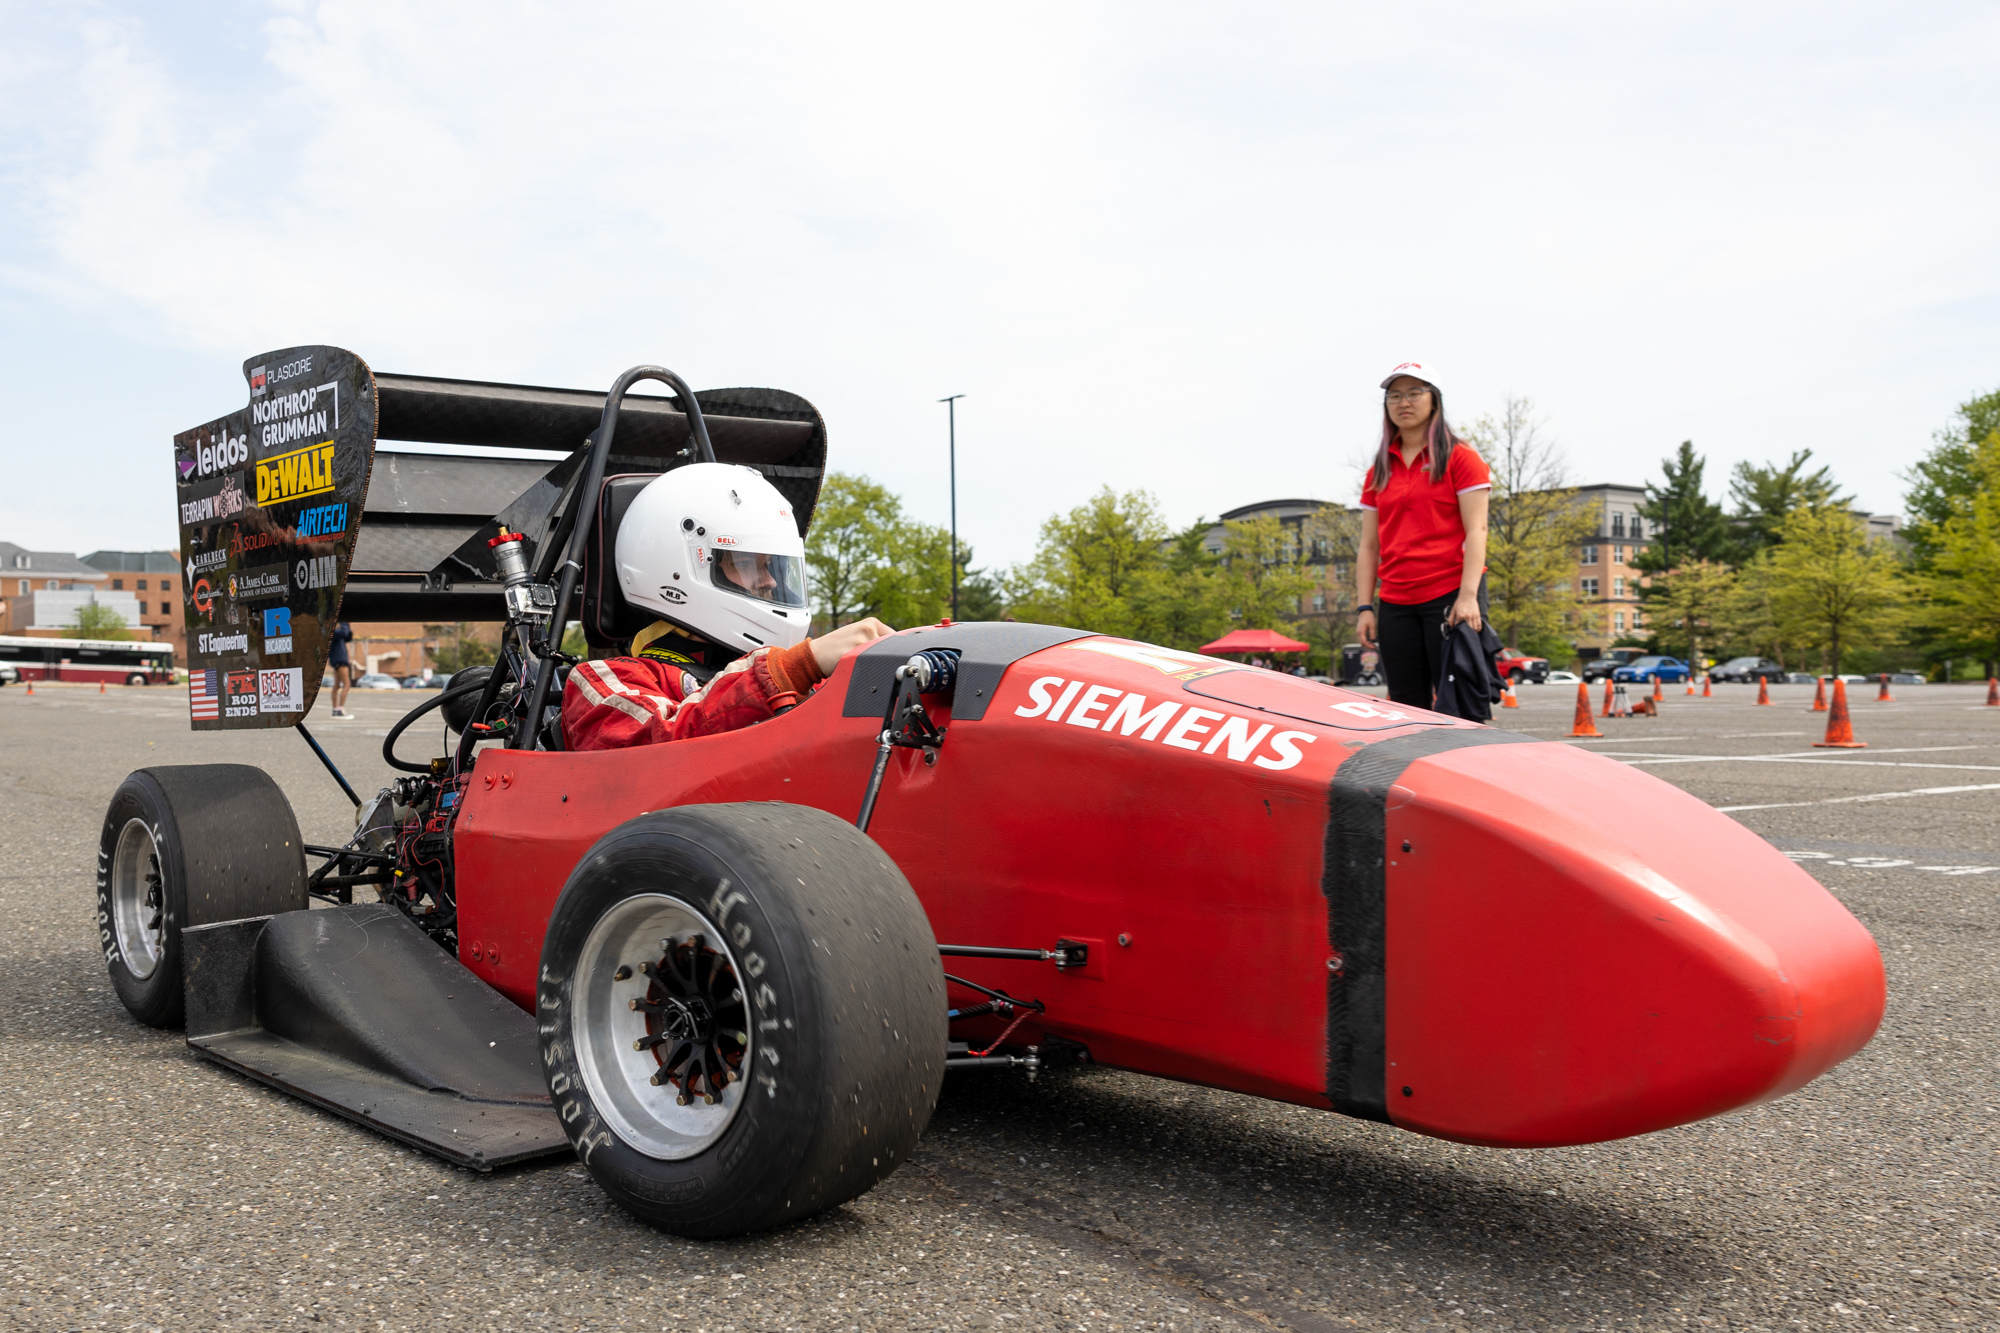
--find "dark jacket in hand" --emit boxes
[1433,619,1505,723]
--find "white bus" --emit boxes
[0,636,176,686]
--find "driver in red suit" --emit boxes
[563,463,890,751]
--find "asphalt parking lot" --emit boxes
[2,676,1996,1332]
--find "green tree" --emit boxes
[1216,514,1317,635]
[1903,387,2000,565]
[1634,441,1731,572]
[1728,449,1850,554]
[1005,488,1172,636]
[426,623,498,675]
[1646,559,1736,669]
[1465,398,1596,655]
[803,471,959,630]
[1923,430,2000,674]
[69,601,131,640]
[1764,506,1906,672]
[1127,519,1228,650]
[805,473,903,628]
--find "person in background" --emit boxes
[328,621,354,718]
[1353,361,1491,709]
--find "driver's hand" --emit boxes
[809,617,894,675]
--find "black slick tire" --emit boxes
[97,765,309,1028]
[538,803,945,1238]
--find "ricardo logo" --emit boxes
[256,442,337,506]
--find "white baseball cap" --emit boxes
[1380,361,1440,391]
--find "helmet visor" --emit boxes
[709,547,808,609]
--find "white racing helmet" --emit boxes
[614,463,811,652]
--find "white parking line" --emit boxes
[1625,757,2000,773]
[1718,783,2000,812]
[1781,851,1999,876]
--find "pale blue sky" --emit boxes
[4,2,1995,566]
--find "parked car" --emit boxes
[401,675,446,689]
[1581,658,1624,682]
[1612,655,1691,684]
[1495,649,1550,684]
[354,672,403,690]
[1887,672,1926,686]
[1709,656,1787,684]
[0,662,17,686]
[1547,669,1581,684]
[1784,672,1817,686]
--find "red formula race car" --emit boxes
[98,350,1887,1239]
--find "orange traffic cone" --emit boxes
[1685,675,1696,695]
[1813,678,1866,748]
[99,681,106,694]
[1652,676,1665,702]
[1755,676,1772,706]
[1988,677,1998,707]
[1811,677,1828,712]
[1877,673,1895,702]
[1570,682,1601,737]
[1701,674,1713,698]
[1601,677,1615,717]
[24,680,32,695]
[1501,682,1519,708]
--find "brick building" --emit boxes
[81,551,186,664]
[0,543,153,642]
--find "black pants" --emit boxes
[1378,577,1489,709]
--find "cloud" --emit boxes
[3,1,1999,561]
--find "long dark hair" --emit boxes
[1372,381,1460,489]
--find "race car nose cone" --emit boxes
[1371,738,1884,1148]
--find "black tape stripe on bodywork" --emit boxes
[1324,726,1541,1120]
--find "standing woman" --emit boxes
[1354,362,1491,709]
[327,620,355,718]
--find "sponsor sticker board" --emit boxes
[175,345,376,730]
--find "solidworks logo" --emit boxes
[1013,675,1315,771]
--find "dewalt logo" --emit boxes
[256,442,337,507]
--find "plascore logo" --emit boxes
[1013,675,1315,771]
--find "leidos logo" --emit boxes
[189,429,250,480]
[256,442,337,506]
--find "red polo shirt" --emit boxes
[1360,442,1491,604]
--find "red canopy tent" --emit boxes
[1199,628,1311,656]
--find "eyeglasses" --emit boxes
[1385,388,1432,405]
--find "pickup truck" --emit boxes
[1496,649,1549,684]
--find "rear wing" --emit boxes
[173,345,826,729]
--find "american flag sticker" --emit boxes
[189,669,220,721]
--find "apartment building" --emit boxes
[1569,484,1651,657]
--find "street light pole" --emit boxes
[938,394,965,621]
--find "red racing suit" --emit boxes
[561,638,825,752]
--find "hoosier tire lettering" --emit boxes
[536,803,945,1239]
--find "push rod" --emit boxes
[296,723,360,808]
[937,945,1056,961]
